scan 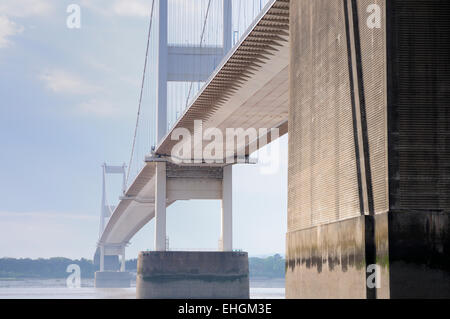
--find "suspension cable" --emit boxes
[127,0,156,186]
[185,0,213,109]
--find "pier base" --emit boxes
[136,251,249,299]
[94,271,131,288]
[286,211,450,299]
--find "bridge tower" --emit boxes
[99,163,127,238]
[95,163,131,288]
[153,0,234,252]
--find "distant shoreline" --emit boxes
[0,254,286,280]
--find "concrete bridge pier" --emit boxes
[95,244,131,288]
[137,161,249,299]
[286,0,450,298]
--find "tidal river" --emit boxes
[0,278,285,299]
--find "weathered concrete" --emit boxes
[94,271,131,288]
[286,211,450,299]
[374,213,390,299]
[136,252,249,299]
[286,216,369,299]
[287,0,450,299]
[387,211,450,298]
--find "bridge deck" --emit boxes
[98,0,290,248]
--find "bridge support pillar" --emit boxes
[137,251,249,299]
[95,244,131,288]
[95,271,131,289]
[155,161,167,251]
[287,0,450,298]
[221,165,233,251]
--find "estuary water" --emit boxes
[0,278,285,299]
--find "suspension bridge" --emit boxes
[93,0,450,299]
[94,0,289,296]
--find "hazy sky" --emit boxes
[0,0,287,260]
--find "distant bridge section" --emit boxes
[95,0,290,277]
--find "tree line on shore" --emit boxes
[0,254,285,279]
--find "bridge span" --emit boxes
[95,0,290,276]
[95,0,450,299]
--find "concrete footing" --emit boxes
[136,251,249,299]
[286,211,450,299]
[94,271,131,288]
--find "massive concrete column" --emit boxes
[155,162,167,251]
[221,165,233,251]
[286,0,450,299]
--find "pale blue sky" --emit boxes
[0,0,287,259]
